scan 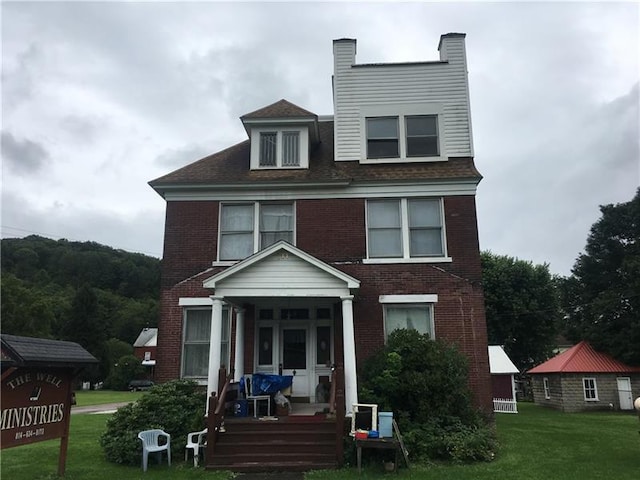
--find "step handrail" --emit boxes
[205,367,233,466]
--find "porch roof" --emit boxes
[202,241,360,297]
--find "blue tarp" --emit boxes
[248,373,293,395]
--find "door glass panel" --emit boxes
[258,327,273,366]
[283,329,306,369]
[316,326,331,366]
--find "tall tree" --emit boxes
[562,188,640,365]
[481,252,561,371]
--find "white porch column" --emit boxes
[206,296,224,413]
[234,307,245,382]
[341,295,358,416]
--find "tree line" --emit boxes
[1,235,160,383]
[2,187,638,383]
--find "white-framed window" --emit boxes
[543,377,550,399]
[383,304,435,340]
[366,198,445,260]
[144,351,151,361]
[219,202,295,261]
[361,103,444,163]
[583,377,598,401]
[405,115,439,157]
[250,127,308,169]
[379,295,438,341]
[182,307,230,378]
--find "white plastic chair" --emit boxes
[244,374,271,417]
[138,429,171,472]
[185,428,207,467]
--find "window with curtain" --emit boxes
[219,202,294,261]
[367,198,444,259]
[384,305,434,340]
[182,307,230,378]
[408,198,443,256]
[260,203,293,248]
[367,199,403,257]
[219,204,254,260]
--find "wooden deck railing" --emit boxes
[205,368,233,465]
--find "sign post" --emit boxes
[1,335,97,476]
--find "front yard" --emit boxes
[2,402,638,479]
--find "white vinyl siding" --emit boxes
[219,202,294,261]
[333,35,472,162]
[182,307,230,378]
[367,198,445,260]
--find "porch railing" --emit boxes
[205,367,233,465]
[493,397,518,414]
[331,364,345,466]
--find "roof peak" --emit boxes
[241,99,317,120]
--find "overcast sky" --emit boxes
[2,1,639,276]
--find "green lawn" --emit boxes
[73,389,145,407]
[2,403,639,480]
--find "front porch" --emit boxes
[205,367,347,471]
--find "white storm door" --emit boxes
[281,326,309,398]
[617,377,633,410]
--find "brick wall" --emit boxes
[156,194,492,412]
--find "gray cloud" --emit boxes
[1,131,50,174]
[155,143,214,169]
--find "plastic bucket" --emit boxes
[379,411,393,438]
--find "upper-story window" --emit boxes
[219,202,294,261]
[251,127,308,169]
[366,198,446,261]
[366,115,439,159]
[259,131,300,167]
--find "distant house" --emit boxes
[527,341,640,412]
[488,345,519,413]
[133,328,158,379]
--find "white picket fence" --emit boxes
[493,398,518,414]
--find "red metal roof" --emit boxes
[527,341,640,374]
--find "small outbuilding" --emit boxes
[527,341,640,412]
[488,345,519,413]
[133,328,157,378]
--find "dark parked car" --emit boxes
[128,379,154,391]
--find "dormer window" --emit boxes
[251,127,308,169]
[406,115,438,157]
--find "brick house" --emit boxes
[528,341,640,412]
[149,33,492,418]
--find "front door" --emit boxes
[617,377,633,410]
[281,326,309,399]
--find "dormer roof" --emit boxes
[241,99,317,120]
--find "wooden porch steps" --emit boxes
[206,416,339,472]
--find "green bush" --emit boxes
[99,379,206,465]
[103,354,145,390]
[358,329,497,464]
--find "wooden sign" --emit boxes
[1,334,97,476]
[1,367,73,448]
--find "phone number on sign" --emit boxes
[15,428,45,440]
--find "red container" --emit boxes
[355,431,369,440]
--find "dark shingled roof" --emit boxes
[1,334,98,368]
[149,121,482,190]
[241,99,317,120]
